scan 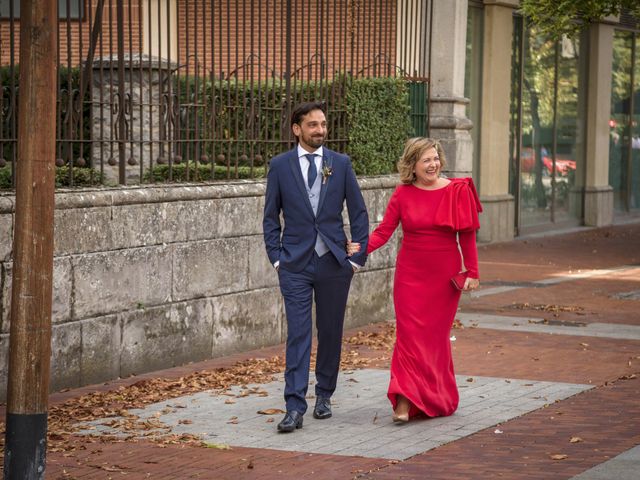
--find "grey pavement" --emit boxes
[471,265,639,298]
[456,312,640,340]
[78,369,591,460]
[570,445,640,480]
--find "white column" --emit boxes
[142,0,178,62]
[584,22,615,226]
[429,0,473,176]
[476,0,518,242]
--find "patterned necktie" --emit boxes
[306,153,317,188]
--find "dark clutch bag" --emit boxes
[450,271,468,290]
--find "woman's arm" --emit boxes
[459,229,479,290]
[367,188,401,254]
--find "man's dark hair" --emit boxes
[291,101,327,128]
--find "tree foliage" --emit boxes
[520,0,640,39]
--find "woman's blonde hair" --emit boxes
[397,137,447,184]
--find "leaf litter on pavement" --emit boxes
[0,321,399,454]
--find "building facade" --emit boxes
[464,0,640,241]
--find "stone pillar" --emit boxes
[429,0,473,177]
[584,22,614,226]
[142,0,178,61]
[476,0,518,243]
[91,54,177,184]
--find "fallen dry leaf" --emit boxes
[513,303,585,314]
[257,408,285,415]
[570,437,583,443]
[550,454,568,460]
[206,443,231,450]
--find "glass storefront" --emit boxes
[610,29,640,213]
[509,18,587,233]
[465,2,484,185]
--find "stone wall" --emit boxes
[0,177,399,400]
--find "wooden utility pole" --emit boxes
[4,1,58,478]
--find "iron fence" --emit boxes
[0,0,432,188]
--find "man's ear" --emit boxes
[292,123,301,137]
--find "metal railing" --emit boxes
[0,0,432,188]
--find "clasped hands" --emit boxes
[346,240,480,291]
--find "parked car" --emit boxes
[520,147,576,176]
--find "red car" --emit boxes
[520,147,576,176]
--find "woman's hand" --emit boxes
[346,240,361,257]
[463,277,479,291]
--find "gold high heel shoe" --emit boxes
[392,411,409,423]
[392,396,410,423]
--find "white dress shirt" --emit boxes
[298,145,323,185]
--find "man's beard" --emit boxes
[303,133,325,148]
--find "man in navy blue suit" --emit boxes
[263,101,369,433]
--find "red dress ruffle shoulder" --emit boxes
[433,177,483,232]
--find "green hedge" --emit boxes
[144,163,265,183]
[346,77,412,175]
[166,74,412,181]
[0,165,102,189]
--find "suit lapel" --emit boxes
[288,150,315,217]
[316,151,332,214]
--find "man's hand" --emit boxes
[346,240,361,256]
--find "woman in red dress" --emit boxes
[350,137,482,422]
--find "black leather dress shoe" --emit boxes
[277,411,303,433]
[313,397,332,419]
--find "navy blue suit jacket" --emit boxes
[263,147,369,273]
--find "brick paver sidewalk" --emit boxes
[2,222,639,479]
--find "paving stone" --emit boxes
[457,312,640,340]
[77,369,591,461]
[570,445,640,480]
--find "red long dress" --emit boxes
[367,178,482,418]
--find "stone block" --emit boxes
[1,258,73,334]
[73,246,172,319]
[211,287,285,356]
[365,229,400,271]
[477,194,515,244]
[0,263,8,333]
[0,333,8,400]
[80,315,121,386]
[345,269,395,329]
[55,207,114,255]
[119,300,213,377]
[584,186,614,227]
[0,213,12,261]
[364,187,396,224]
[247,235,280,290]
[50,322,82,392]
[111,202,182,248]
[205,197,264,238]
[172,238,249,301]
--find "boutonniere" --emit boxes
[322,163,333,184]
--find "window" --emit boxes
[0,0,84,20]
[509,16,587,232]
